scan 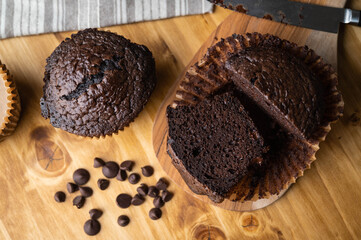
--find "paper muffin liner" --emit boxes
[0,61,21,141]
[169,33,344,202]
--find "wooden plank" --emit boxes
[0,1,360,239]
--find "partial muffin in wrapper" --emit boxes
[167,33,344,203]
[40,28,156,138]
[0,61,21,141]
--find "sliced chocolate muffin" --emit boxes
[40,28,156,137]
[167,92,268,202]
[167,33,343,202]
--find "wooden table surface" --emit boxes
[0,2,360,240]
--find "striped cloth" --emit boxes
[0,0,213,39]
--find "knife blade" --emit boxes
[208,0,361,33]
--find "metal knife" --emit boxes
[208,0,361,33]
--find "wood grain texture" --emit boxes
[0,2,360,240]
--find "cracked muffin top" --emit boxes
[40,28,156,137]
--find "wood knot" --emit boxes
[349,111,361,126]
[241,214,259,233]
[192,224,226,240]
[35,140,64,171]
[30,126,70,174]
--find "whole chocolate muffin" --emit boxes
[40,28,156,137]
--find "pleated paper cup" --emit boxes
[0,61,21,141]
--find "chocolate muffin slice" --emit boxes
[40,28,156,137]
[167,91,268,203]
[168,33,343,202]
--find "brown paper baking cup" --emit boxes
[0,61,21,141]
[170,33,344,202]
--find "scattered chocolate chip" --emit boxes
[131,194,145,206]
[116,193,132,209]
[128,173,140,184]
[156,178,169,191]
[93,157,105,168]
[84,219,101,236]
[54,191,66,203]
[120,160,134,171]
[149,208,162,220]
[161,190,174,202]
[73,195,86,209]
[102,161,120,178]
[137,183,148,196]
[116,170,127,181]
[153,196,164,208]
[89,209,103,220]
[73,168,90,185]
[79,186,93,198]
[148,186,159,198]
[141,165,154,177]
[117,215,130,227]
[97,179,110,190]
[66,182,79,194]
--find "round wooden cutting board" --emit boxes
[153,0,347,211]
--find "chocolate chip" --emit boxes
[149,208,162,220]
[141,165,154,177]
[116,170,127,181]
[148,186,159,198]
[153,196,164,208]
[102,161,119,178]
[73,195,85,209]
[116,193,132,209]
[79,186,93,198]
[73,168,90,185]
[117,215,130,227]
[54,191,66,203]
[97,179,110,190]
[66,182,79,194]
[119,160,134,171]
[136,183,148,196]
[131,194,145,206]
[84,219,101,236]
[161,190,174,202]
[155,178,169,191]
[93,157,105,168]
[128,173,140,184]
[89,209,103,220]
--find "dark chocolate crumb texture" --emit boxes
[167,33,343,203]
[40,28,156,137]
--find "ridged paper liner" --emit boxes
[0,61,21,141]
[168,33,344,202]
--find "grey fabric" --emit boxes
[0,0,213,39]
